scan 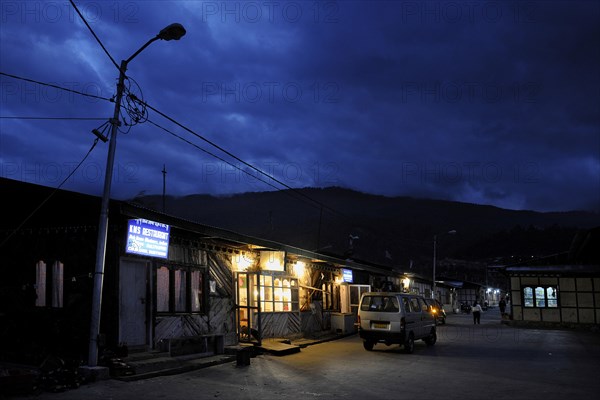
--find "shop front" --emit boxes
[230,249,381,342]
[233,250,301,344]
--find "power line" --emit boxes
[146,116,375,252]
[0,116,107,121]
[0,137,102,248]
[0,72,112,102]
[0,74,384,257]
[146,118,282,192]
[68,0,120,72]
[0,73,382,257]
[132,94,345,217]
[140,102,406,263]
[0,70,342,218]
[1,20,405,265]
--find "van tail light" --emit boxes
[357,315,361,325]
[401,316,405,330]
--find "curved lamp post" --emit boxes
[432,230,456,300]
[89,23,186,367]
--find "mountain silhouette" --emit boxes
[131,186,599,274]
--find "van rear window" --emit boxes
[360,296,399,312]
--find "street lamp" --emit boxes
[432,230,456,300]
[88,23,186,368]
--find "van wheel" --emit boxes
[363,341,374,351]
[424,330,437,346]
[403,334,415,354]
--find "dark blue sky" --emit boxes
[1,1,599,212]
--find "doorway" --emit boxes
[235,271,261,345]
[119,259,149,349]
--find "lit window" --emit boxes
[522,285,558,308]
[34,260,63,308]
[349,285,370,315]
[546,287,558,308]
[257,274,298,312]
[523,287,534,307]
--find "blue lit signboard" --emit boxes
[126,219,170,259]
[342,268,353,283]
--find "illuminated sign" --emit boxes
[341,268,353,283]
[126,218,170,259]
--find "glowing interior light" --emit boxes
[261,251,284,271]
[294,261,306,279]
[233,254,253,270]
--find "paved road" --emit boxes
[8,311,600,399]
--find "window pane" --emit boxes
[291,279,299,311]
[523,287,534,307]
[191,270,202,312]
[264,275,272,287]
[383,296,399,312]
[360,296,372,311]
[238,274,248,306]
[157,267,170,312]
[264,283,273,302]
[410,298,420,313]
[175,269,187,312]
[535,287,546,307]
[274,278,282,304]
[350,286,360,305]
[259,274,272,311]
[546,287,558,308]
[402,297,410,312]
[263,300,273,312]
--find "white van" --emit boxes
[357,292,437,353]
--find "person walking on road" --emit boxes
[499,297,507,318]
[472,301,483,324]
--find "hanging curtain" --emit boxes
[35,260,46,307]
[52,261,63,308]
[175,269,187,312]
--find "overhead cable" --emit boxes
[0,137,102,248]
[68,0,120,72]
[0,116,107,121]
[131,94,344,216]
[146,118,282,192]
[0,72,112,102]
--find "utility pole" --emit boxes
[88,23,186,368]
[88,58,127,367]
